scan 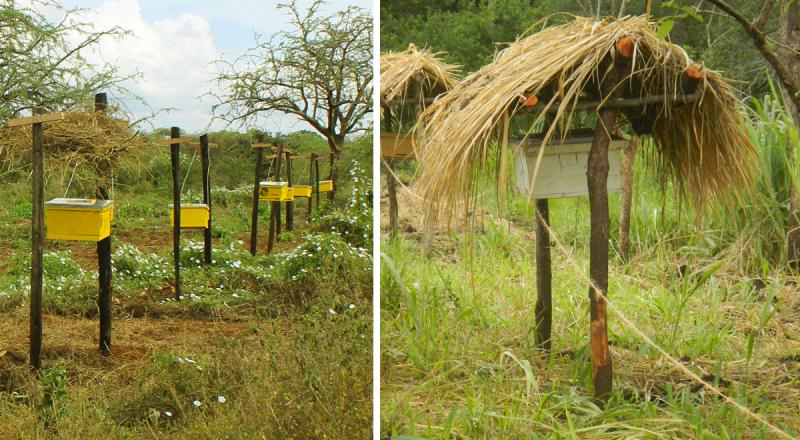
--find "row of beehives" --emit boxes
[43,179,335,239]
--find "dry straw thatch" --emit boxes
[414,15,754,221]
[380,43,460,107]
[0,106,150,192]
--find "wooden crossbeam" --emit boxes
[6,112,66,127]
[251,143,273,149]
[187,142,219,148]
[157,137,194,145]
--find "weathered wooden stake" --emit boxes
[383,106,399,238]
[200,134,212,265]
[30,107,44,370]
[307,154,314,220]
[586,58,625,402]
[285,151,294,231]
[313,153,321,209]
[250,142,264,255]
[97,236,112,355]
[619,136,637,262]
[534,199,552,351]
[275,146,283,237]
[170,127,182,300]
[328,151,335,201]
[94,93,110,200]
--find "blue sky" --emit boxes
[42,0,372,132]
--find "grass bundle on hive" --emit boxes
[0,105,150,195]
[414,15,754,222]
[380,43,460,108]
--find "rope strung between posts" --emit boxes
[534,208,794,440]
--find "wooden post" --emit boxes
[275,147,283,237]
[534,199,552,351]
[30,107,44,370]
[307,154,314,220]
[328,151,335,201]
[285,151,294,231]
[619,136,637,262]
[170,127,182,300]
[94,93,110,200]
[313,153,321,210]
[250,143,264,255]
[97,235,112,355]
[383,106,399,238]
[200,134,212,265]
[586,58,625,402]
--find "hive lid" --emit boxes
[292,184,312,188]
[168,203,209,208]
[260,181,289,187]
[45,198,113,210]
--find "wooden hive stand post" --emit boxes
[170,127,182,300]
[534,199,552,351]
[94,92,113,356]
[250,137,266,255]
[30,107,46,370]
[285,150,294,231]
[328,151,335,201]
[307,153,315,220]
[313,153,321,210]
[383,105,399,238]
[5,105,66,368]
[586,55,627,402]
[200,134,212,265]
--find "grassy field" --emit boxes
[0,132,373,439]
[380,99,800,438]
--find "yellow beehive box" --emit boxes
[259,182,293,201]
[292,185,312,198]
[318,180,334,192]
[44,198,113,241]
[169,203,210,229]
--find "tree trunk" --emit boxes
[782,0,800,270]
[619,136,637,262]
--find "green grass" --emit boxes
[380,100,800,438]
[0,133,373,438]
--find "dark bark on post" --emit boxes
[170,127,182,300]
[274,147,283,237]
[250,146,264,255]
[30,108,44,370]
[781,1,800,270]
[586,59,625,402]
[94,93,110,200]
[97,236,112,355]
[383,105,399,238]
[534,199,552,351]
[619,136,637,262]
[286,151,293,231]
[328,151,335,201]
[313,153,321,209]
[307,154,314,220]
[200,134,212,265]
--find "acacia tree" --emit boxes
[0,0,131,121]
[703,0,800,268]
[212,0,373,157]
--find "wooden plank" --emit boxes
[188,142,218,148]
[7,112,65,127]
[251,143,273,148]
[157,137,194,145]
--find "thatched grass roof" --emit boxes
[380,44,460,106]
[414,16,754,221]
[0,106,150,192]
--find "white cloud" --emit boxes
[79,0,221,131]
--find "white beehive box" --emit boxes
[513,133,626,199]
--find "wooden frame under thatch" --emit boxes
[412,16,755,401]
[380,44,460,239]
